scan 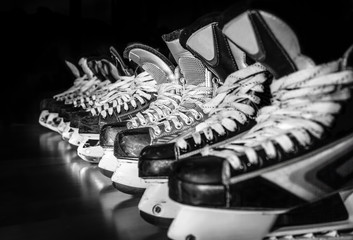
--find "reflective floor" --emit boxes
[0,124,168,240]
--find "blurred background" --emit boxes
[1,0,353,129]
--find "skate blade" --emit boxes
[68,128,84,146]
[168,205,282,240]
[111,158,148,193]
[98,149,118,176]
[78,133,100,140]
[138,182,180,227]
[77,141,103,164]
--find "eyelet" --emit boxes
[195,113,202,120]
[185,118,193,125]
[154,130,161,136]
[165,127,171,133]
[175,123,183,130]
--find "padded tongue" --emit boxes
[221,9,310,78]
[179,12,249,83]
[65,60,81,78]
[163,29,208,87]
[124,43,176,85]
[342,44,353,70]
[78,58,94,79]
[109,46,133,76]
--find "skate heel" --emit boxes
[179,12,247,82]
[111,158,147,195]
[138,181,180,228]
[77,139,103,163]
[168,205,283,240]
[98,148,117,178]
[268,189,353,238]
[38,110,50,127]
[222,10,307,78]
[68,128,84,146]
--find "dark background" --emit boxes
[1,0,353,129]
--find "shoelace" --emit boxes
[266,229,351,239]
[128,81,183,127]
[175,63,269,150]
[65,76,104,105]
[201,60,353,170]
[74,79,114,108]
[90,71,157,117]
[74,59,124,108]
[150,82,212,136]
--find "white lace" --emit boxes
[150,82,212,136]
[89,71,157,118]
[176,63,269,150]
[73,59,124,108]
[53,75,95,101]
[202,60,353,170]
[128,81,183,127]
[53,58,101,102]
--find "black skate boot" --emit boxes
[110,28,214,195]
[78,42,180,163]
[97,41,182,174]
[167,12,353,240]
[138,8,305,227]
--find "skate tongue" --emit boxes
[109,46,133,76]
[163,29,210,87]
[123,43,176,85]
[65,60,81,78]
[78,57,94,79]
[341,44,353,70]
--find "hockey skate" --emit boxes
[111,29,214,194]
[167,17,353,240]
[137,8,309,227]
[39,60,87,132]
[98,40,182,177]
[76,47,136,160]
[67,56,123,146]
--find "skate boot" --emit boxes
[98,41,182,176]
[136,10,282,227]
[61,49,131,141]
[76,43,176,160]
[40,55,113,135]
[74,48,135,156]
[167,12,353,240]
[39,60,87,133]
[59,56,123,139]
[111,29,214,194]
[66,56,126,145]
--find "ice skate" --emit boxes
[97,40,182,173]
[75,46,170,155]
[167,13,353,240]
[139,8,305,226]
[112,29,214,194]
[38,60,86,132]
